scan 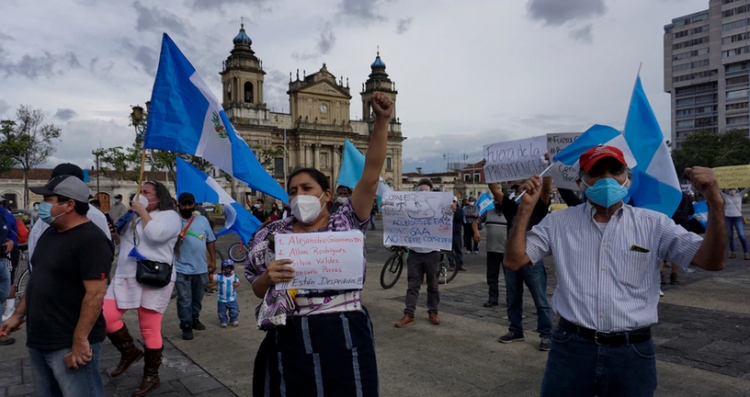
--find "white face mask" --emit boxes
[138,195,155,209]
[336,196,349,204]
[292,192,325,224]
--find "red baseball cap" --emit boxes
[579,145,627,172]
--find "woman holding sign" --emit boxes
[246,92,393,397]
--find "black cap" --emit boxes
[115,194,123,199]
[178,192,195,204]
[51,163,85,181]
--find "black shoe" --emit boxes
[181,328,193,340]
[498,331,525,343]
[483,301,499,307]
[539,338,551,351]
[670,273,679,285]
[192,319,206,331]
[0,336,15,346]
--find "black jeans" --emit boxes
[451,231,463,266]
[486,252,504,304]
[463,224,478,251]
[404,251,440,317]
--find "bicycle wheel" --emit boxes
[380,252,404,289]
[438,251,460,284]
[16,269,29,302]
[228,242,247,262]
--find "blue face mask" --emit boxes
[38,201,65,225]
[582,178,629,208]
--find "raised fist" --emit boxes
[371,92,393,120]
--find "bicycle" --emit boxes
[228,240,247,262]
[13,243,30,304]
[379,246,459,289]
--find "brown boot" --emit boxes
[429,312,440,325]
[395,315,414,328]
[107,324,143,378]
[132,347,163,397]
[729,252,737,259]
[745,253,750,260]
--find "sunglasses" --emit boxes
[586,164,626,178]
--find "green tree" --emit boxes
[6,106,62,206]
[0,120,28,175]
[672,130,750,179]
[93,146,141,182]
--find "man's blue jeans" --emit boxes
[28,342,104,397]
[218,300,240,324]
[0,258,10,302]
[176,273,208,329]
[504,261,552,338]
[540,326,657,397]
[726,216,748,253]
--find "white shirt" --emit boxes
[28,204,111,268]
[525,202,703,332]
[721,188,750,217]
[114,210,182,279]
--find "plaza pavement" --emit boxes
[1,219,749,396]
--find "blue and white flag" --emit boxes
[144,33,288,204]
[552,124,638,169]
[476,192,495,215]
[175,157,260,244]
[690,201,708,229]
[337,140,391,196]
[624,76,682,217]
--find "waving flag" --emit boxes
[175,157,260,244]
[624,76,682,217]
[552,124,638,169]
[337,140,392,196]
[476,192,495,215]
[144,33,288,203]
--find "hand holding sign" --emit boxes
[267,259,295,284]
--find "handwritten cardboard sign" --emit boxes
[714,165,750,189]
[547,132,582,190]
[483,136,547,183]
[274,231,365,290]
[381,191,453,250]
[680,184,693,193]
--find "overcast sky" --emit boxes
[0,0,703,174]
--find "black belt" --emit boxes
[559,317,651,347]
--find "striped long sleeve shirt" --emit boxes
[525,202,703,332]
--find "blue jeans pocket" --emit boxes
[551,327,574,344]
[629,341,656,359]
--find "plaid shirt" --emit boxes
[245,200,370,326]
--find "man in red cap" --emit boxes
[505,144,727,397]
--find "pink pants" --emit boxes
[103,299,164,349]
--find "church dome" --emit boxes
[371,53,386,69]
[233,23,252,46]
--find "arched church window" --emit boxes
[227,83,232,101]
[244,82,254,103]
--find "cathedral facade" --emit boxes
[221,24,405,197]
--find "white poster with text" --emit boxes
[483,136,547,183]
[547,132,582,190]
[274,231,365,290]
[381,191,453,250]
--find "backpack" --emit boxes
[14,218,28,244]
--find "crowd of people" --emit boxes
[0,88,743,397]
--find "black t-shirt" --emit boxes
[500,196,549,232]
[252,208,267,222]
[26,221,114,351]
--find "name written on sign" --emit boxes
[274,231,365,291]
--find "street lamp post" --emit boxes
[130,103,149,197]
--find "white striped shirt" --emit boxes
[526,202,703,332]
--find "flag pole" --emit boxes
[135,148,148,202]
[512,163,555,203]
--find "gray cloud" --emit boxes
[54,108,78,121]
[0,32,11,41]
[264,69,291,113]
[338,0,386,23]
[292,22,337,60]
[396,17,413,34]
[41,119,134,169]
[527,0,606,26]
[120,39,158,76]
[569,24,593,44]
[188,0,269,11]
[0,49,81,79]
[133,1,191,37]
[0,99,10,117]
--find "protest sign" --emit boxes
[547,132,582,190]
[483,136,547,183]
[381,191,453,250]
[680,184,693,193]
[274,231,365,290]
[713,165,750,189]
